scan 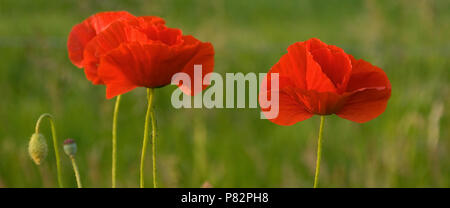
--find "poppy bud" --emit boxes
[63,139,77,157]
[28,133,48,165]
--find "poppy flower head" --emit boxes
[260,38,391,125]
[68,12,214,99]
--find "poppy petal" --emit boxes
[67,23,96,68]
[135,16,166,26]
[296,90,346,115]
[268,90,314,125]
[260,76,313,126]
[126,17,181,45]
[67,11,135,67]
[105,78,137,100]
[98,40,212,98]
[96,45,138,99]
[277,42,336,93]
[178,36,215,95]
[83,20,149,84]
[87,11,135,33]
[303,38,352,92]
[336,56,391,123]
[145,25,183,46]
[99,42,174,92]
[346,56,391,92]
[336,87,391,123]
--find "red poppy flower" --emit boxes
[260,38,391,125]
[67,11,214,99]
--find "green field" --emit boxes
[0,0,449,187]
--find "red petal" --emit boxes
[178,36,215,95]
[304,38,352,93]
[67,23,96,68]
[346,55,391,92]
[336,56,391,123]
[98,39,213,98]
[85,11,135,34]
[125,17,180,45]
[336,88,391,123]
[295,90,345,115]
[135,16,165,26]
[267,90,314,125]
[67,11,135,67]
[105,79,137,99]
[259,76,313,125]
[144,24,183,46]
[274,42,336,93]
[82,20,149,84]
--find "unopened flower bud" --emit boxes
[28,133,48,165]
[63,139,77,156]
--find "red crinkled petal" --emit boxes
[82,20,149,84]
[281,42,336,93]
[178,36,215,95]
[295,90,346,115]
[264,90,314,126]
[336,57,391,123]
[259,75,313,126]
[126,16,166,28]
[337,88,391,123]
[346,55,391,92]
[98,39,214,99]
[67,11,135,67]
[302,38,352,93]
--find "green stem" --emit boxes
[313,116,325,188]
[151,107,157,188]
[112,95,121,188]
[140,88,155,188]
[70,156,82,188]
[35,113,63,188]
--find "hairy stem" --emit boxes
[314,116,325,188]
[140,88,155,188]
[35,113,63,188]
[151,107,157,188]
[70,156,82,188]
[112,95,121,188]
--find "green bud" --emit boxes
[63,139,77,156]
[28,133,48,165]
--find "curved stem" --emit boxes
[35,113,63,188]
[70,156,82,188]
[313,116,325,188]
[140,88,155,188]
[112,95,121,188]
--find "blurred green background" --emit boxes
[0,0,448,188]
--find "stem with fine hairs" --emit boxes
[70,156,82,188]
[112,95,121,188]
[150,104,157,188]
[35,113,63,188]
[313,116,325,188]
[140,88,157,188]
